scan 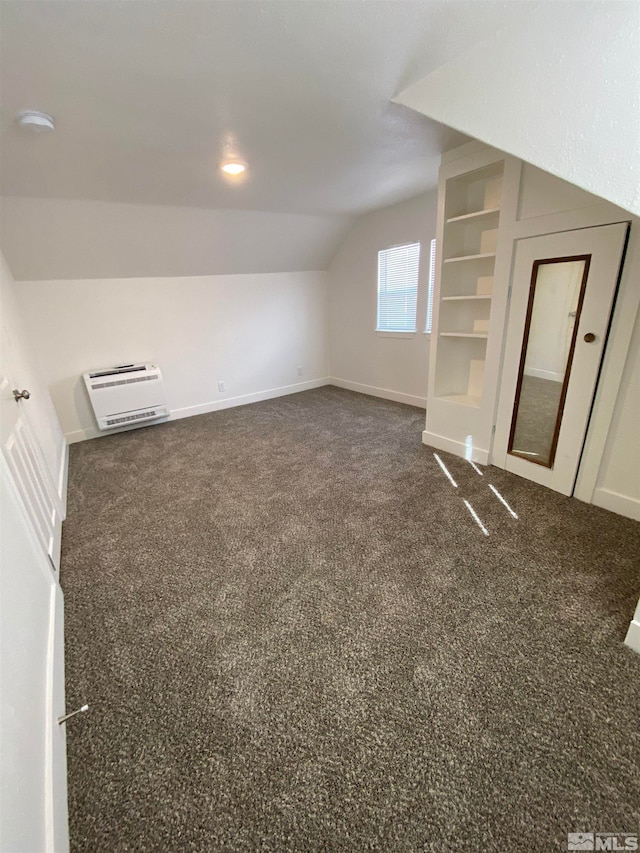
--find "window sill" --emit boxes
[375,330,416,339]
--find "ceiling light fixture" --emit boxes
[220,161,246,177]
[16,110,55,133]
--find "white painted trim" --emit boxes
[523,367,563,382]
[624,619,640,654]
[65,420,162,444]
[169,378,330,421]
[65,378,330,443]
[590,487,640,522]
[422,429,489,465]
[57,443,69,518]
[624,600,640,654]
[512,205,629,240]
[329,376,426,409]
[375,330,416,338]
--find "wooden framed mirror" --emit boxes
[507,255,591,468]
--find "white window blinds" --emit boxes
[425,238,436,333]
[377,242,420,332]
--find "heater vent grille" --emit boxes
[106,410,159,427]
[91,375,158,390]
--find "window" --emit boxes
[376,242,420,333]
[425,238,436,334]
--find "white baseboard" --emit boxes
[422,430,489,465]
[66,423,149,443]
[65,377,330,443]
[169,378,329,422]
[328,377,427,409]
[523,367,563,382]
[591,487,640,522]
[624,619,640,654]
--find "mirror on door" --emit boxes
[508,255,591,468]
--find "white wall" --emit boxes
[395,2,640,217]
[0,196,351,281]
[593,304,640,520]
[327,191,436,407]
[15,270,329,442]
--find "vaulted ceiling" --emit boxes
[12,1,623,280]
[0,0,539,217]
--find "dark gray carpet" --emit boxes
[61,387,640,852]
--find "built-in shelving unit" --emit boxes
[434,161,504,404]
[424,145,519,463]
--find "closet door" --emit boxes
[0,352,63,572]
[493,223,628,495]
[0,455,69,852]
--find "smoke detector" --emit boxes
[16,110,55,133]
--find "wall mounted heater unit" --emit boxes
[83,363,169,431]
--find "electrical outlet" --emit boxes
[217,380,225,392]
[297,366,303,377]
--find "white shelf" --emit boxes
[440,331,489,339]
[444,252,496,264]
[441,295,492,302]
[435,393,482,407]
[446,207,501,224]
[430,155,505,430]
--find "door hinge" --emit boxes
[507,286,512,300]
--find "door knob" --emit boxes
[12,389,31,401]
[583,333,596,343]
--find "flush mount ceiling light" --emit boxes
[16,110,55,133]
[220,160,246,177]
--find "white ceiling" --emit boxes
[0,0,537,217]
